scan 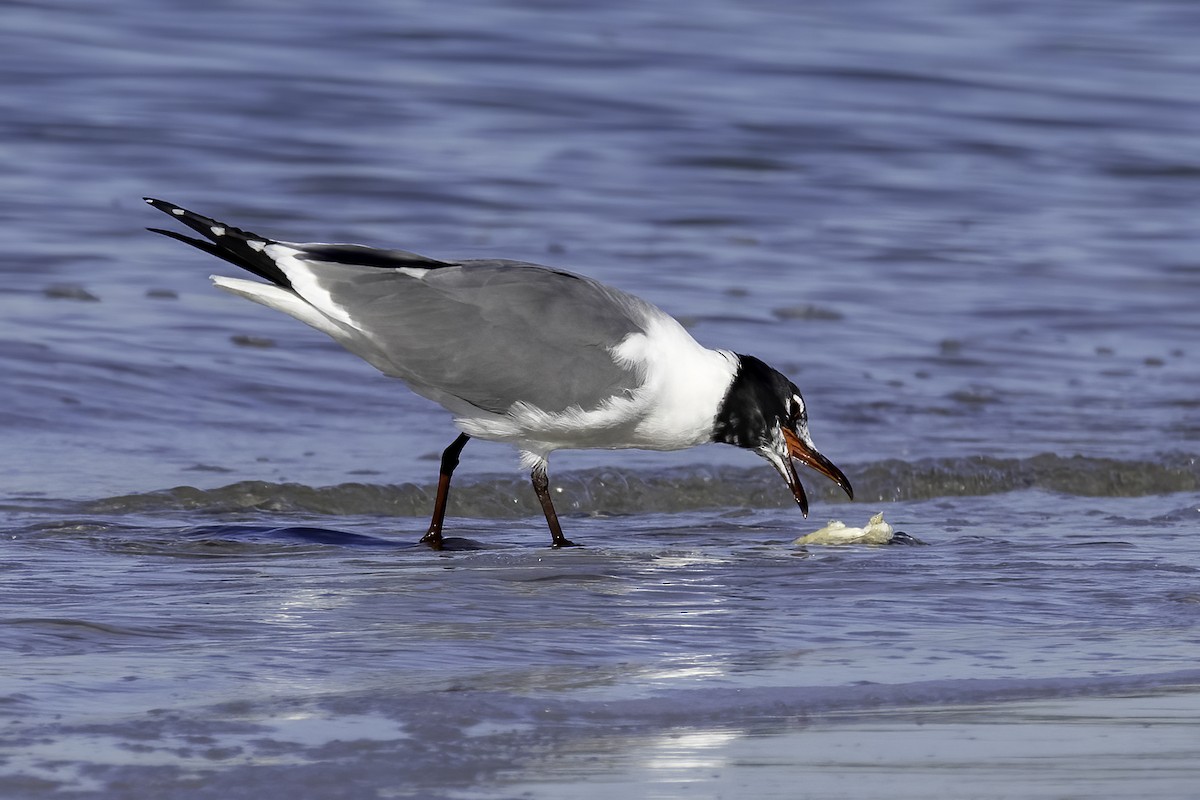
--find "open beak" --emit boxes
[779,429,855,516]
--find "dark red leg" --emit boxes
[419,433,470,549]
[531,465,578,548]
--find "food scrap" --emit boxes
[794,512,923,546]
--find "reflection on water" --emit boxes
[641,728,741,782]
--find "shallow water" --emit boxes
[4,492,1200,798]
[2,0,1199,797]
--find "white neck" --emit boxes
[607,313,738,451]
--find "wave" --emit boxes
[534,668,1200,725]
[80,453,1199,517]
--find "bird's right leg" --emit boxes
[419,433,470,549]
[530,464,578,548]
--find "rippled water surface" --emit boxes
[2,0,1199,797]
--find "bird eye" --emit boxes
[789,393,806,424]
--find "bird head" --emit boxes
[712,355,854,517]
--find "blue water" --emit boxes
[1,1,1199,797]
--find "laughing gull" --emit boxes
[145,198,853,548]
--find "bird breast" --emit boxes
[455,314,738,456]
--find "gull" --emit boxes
[145,198,853,548]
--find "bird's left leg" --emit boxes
[530,465,578,548]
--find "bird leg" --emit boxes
[531,465,577,548]
[419,433,470,549]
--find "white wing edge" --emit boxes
[211,275,350,341]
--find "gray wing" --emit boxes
[142,200,653,414]
[297,256,654,414]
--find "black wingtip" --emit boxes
[146,227,207,247]
[144,199,291,288]
[144,197,175,212]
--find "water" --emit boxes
[2,0,1199,796]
